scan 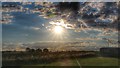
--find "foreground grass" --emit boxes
[77,57,119,66]
[22,57,119,67]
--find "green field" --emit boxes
[23,57,119,67]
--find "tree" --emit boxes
[36,48,42,52]
[43,48,49,52]
[26,48,35,52]
[26,47,30,52]
[30,49,35,52]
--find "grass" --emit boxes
[22,57,119,67]
[76,57,119,66]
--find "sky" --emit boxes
[1,2,119,51]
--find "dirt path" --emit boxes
[58,58,82,68]
[59,59,75,66]
[75,58,82,68]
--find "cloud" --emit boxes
[3,39,119,51]
[2,43,25,51]
[1,14,14,24]
[2,2,119,45]
[2,2,119,31]
[45,2,119,34]
[30,27,41,30]
[75,37,102,41]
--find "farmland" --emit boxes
[2,50,119,68]
[23,57,119,66]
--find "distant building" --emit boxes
[100,47,120,58]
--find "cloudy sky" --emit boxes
[1,2,119,51]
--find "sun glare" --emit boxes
[54,26,63,34]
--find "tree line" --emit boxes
[2,47,97,66]
[25,48,49,52]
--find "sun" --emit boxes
[54,26,63,34]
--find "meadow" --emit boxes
[2,49,119,68]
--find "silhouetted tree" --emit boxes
[36,48,42,52]
[26,48,35,52]
[30,49,35,52]
[43,48,49,52]
[26,47,30,52]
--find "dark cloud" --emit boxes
[58,2,80,13]
[56,2,119,30]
